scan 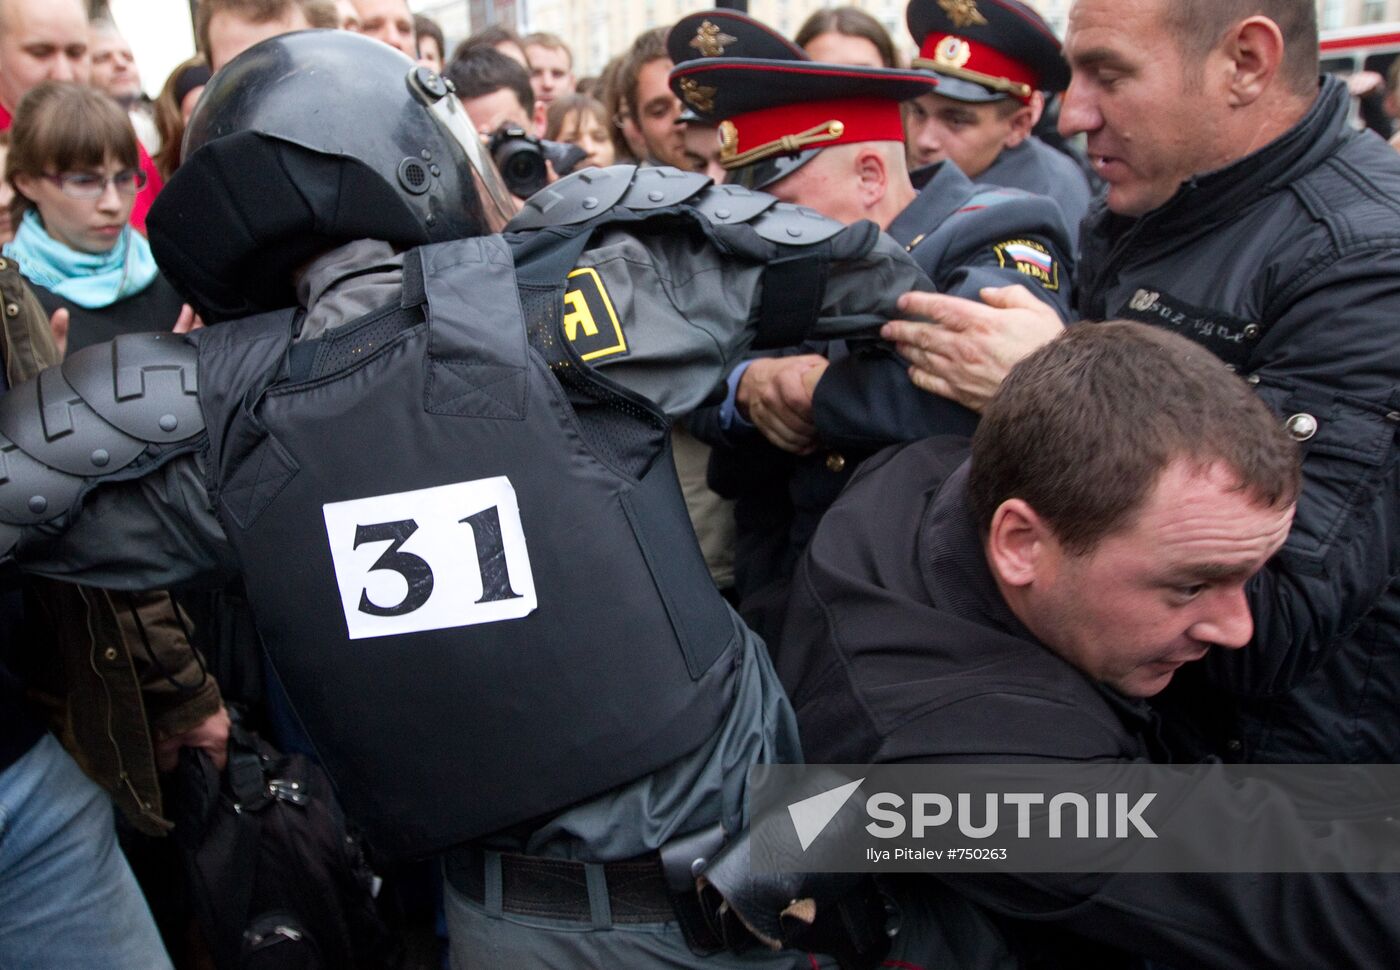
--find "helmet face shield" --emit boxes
[423,84,519,231]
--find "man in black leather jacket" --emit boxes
[881,0,1400,764]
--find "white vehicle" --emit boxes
[1320,22,1400,76]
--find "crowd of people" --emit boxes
[0,0,1397,968]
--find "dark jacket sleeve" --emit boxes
[1203,248,1400,695]
[809,197,1074,451]
[810,343,981,452]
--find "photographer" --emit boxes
[446,47,585,199]
[447,46,536,138]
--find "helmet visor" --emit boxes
[425,84,519,231]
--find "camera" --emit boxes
[488,125,588,199]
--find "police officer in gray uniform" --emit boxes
[668,12,1074,615]
[0,31,926,968]
[903,0,1094,243]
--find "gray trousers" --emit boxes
[444,875,833,970]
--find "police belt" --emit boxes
[444,825,728,954]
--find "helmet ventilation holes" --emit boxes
[398,158,431,194]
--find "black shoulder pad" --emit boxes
[0,518,17,560]
[507,164,638,230]
[0,430,85,524]
[689,183,778,227]
[62,333,201,444]
[750,203,847,246]
[0,365,146,477]
[618,166,711,211]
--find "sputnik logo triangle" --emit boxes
[787,778,864,851]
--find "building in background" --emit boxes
[1320,0,1400,29]
[87,0,196,98]
[412,0,477,46]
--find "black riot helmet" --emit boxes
[148,30,517,323]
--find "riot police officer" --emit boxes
[0,29,926,967]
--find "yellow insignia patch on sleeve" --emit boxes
[992,238,1060,292]
[563,267,628,362]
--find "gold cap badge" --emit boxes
[934,36,973,70]
[679,77,717,113]
[719,121,739,160]
[690,20,739,58]
[938,0,988,29]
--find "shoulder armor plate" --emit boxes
[62,333,202,444]
[0,431,84,524]
[689,183,778,227]
[507,164,638,231]
[618,166,711,211]
[750,202,847,246]
[0,365,146,477]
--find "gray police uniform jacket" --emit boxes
[1075,78,1400,764]
[979,136,1094,246]
[0,166,932,859]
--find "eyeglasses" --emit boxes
[43,169,148,200]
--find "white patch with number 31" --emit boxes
[322,477,537,640]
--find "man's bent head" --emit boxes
[972,322,1300,697]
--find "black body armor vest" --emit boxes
[197,236,738,857]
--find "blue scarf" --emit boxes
[4,210,158,309]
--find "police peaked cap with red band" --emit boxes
[669,51,936,189]
[906,0,1069,103]
[667,10,935,189]
[667,9,809,124]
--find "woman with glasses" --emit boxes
[3,82,187,356]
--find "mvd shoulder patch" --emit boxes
[563,267,627,362]
[992,238,1059,292]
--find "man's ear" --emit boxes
[1002,102,1037,149]
[1221,15,1285,106]
[985,498,1052,588]
[853,146,889,210]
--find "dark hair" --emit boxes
[794,7,900,68]
[6,82,140,224]
[603,27,668,162]
[445,47,535,116]
[522,31,573,71]
[451,24,524,64]
[969,322,1301,554]
[614,27,667,119]
[596,55,631,163]
[195,0,338,61]
[414,14,444,58]
[153,56,211,180]
[545,94,606,141]
[1162,0,1318,97]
